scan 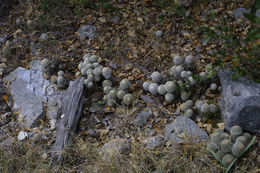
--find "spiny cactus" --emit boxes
[102,67,112,79]
[143,81,151,91]
[102,80,112,88]
[165,93,174,103]
[184,109,193,117]
[220,139,233,153]
[235,136,247,145]
[222,154,235,167]
[232,141,245,157]
[210,132,224,144]
[165,81,176,93]
[123,94,134,106]
[173,55,184,65]
[207,142,219,152]
[151,71,162,83]
[149,83,158,95]
[120,78,131,90]
[158,84,166,95]
[117,90,126,100]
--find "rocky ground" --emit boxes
[0,0,260,173]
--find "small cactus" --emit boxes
[103,86,112,94]
[41,58,50,68]
[151,71,162,83]
[174,65,184,77]
[236,136,247,145]
[90,55,98,62]
[117,90,126,99]
[222,154,235,167]
[232,141,245,157]
[164,81,176,93]
[201,103,210,113]
[107,99,115,107]
[184,109,193,117]
[120,78,131,90]
[123,94,134,106]
[155,30,163,37]
[210,83,217,91]
[143,81,152,91]
[157,85,166,95]
[181,91,189,101]
[195,100,204,110]
[185,55,194,64]
[149,83,158,95]
[207,142,219,152]
[220,139,233,153]
[108,89,117,99]
[83,53,91,60]
[93,67,102,77]
[230,125,243,140]
[209,104,217,113]
[173,55,184,65]
[58,71,65,77]
[165,93,174,103]
[180,102,191,112]
[211,132,224,144]
[102,80,112,88]
[243,133,251,140]
[102,67,112,79]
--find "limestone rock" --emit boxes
[218,70,260,134]
[164,116,209,146]
[4,60,62,128]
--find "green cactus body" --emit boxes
[220,139,233,153]
[236,136,247,145]
[207,142,219,152]
[210,132,223,144]
[232,141,245,157]
[222,154,235,167]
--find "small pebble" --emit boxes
[155,30,163,37]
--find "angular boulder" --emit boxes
[4,60,62,128]
[218,70,260,134]
[164,116,209,146]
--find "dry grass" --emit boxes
[1,135,259,173]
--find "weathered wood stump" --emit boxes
[54,77,85,153]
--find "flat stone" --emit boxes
[218,69,260,134]
[77,25,96,39]
[100,138,129,162]
[133,107,152,126]
[4,60,61,128]
[164,116,209,146]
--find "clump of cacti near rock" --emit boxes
[207,125,256,172]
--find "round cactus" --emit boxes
[184,109,193,117]
[180,102,190,112]
[185,55,194,64]
[81,67,88,76]
[151,71,162,83]
[87,69,93,75]
[222,133,230,139]
[108,89,117,99]
[232,141,245,157]
[102,67,112,79]
[181,91,189,101]
[209,104,218,113]
[174,65,184,77]
[85,63,94,70]
[155,30,163,37]
[117,90,126,99]
[57,76,66,87]
[199,72,208,81]
[185,100,193,108]
[40,33,48,41]
[210,83,217,91]
[230,125,243,138]
[211,132,224,144]
[58,71,65,77]
[50,75,57,84]
[169,66,176,76]
[143,81,152,91]
[207,142,219,152]
[164,81,176,93]
[41,58,50,68]
[180,71,187,78]
[83,53,91,60]
[103,94,109,103]
[220,139,233,153]
[78,63,83,70]
[157,85,166,95]
[120,78,131,90]
[243,133,251,140]
[213,128,224,135]
[87,81,94,88]
[102,80,112,88]
[107,99,115,107]
[95,76,101,82]
[173,55,184,65]
[123,94,134,106]
[165,93,174,103]
[87,74,95,82]
[90,55,98,62]
[93,62,99,68]
[222,154,235,167]
[149,83,158,95]
[216,150,226,160]
[103,86,112,94]
[93,67,102,77]
[186,71,192,77]
[188,76,196,85]
[236,136,247,145]
[201,103,210,113]
[195,100,204,110]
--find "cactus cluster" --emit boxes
[207,125,253,168]
[102,78,134,107]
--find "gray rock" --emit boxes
[4,60,61,128]
[133,107,152,126]
[77,25,96,39]
[164,116,209,146]
[218,69,260,134]
[146,136,164,149]
[0,36,6,44]
[100,138,129,162]
[233,8,260,20]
